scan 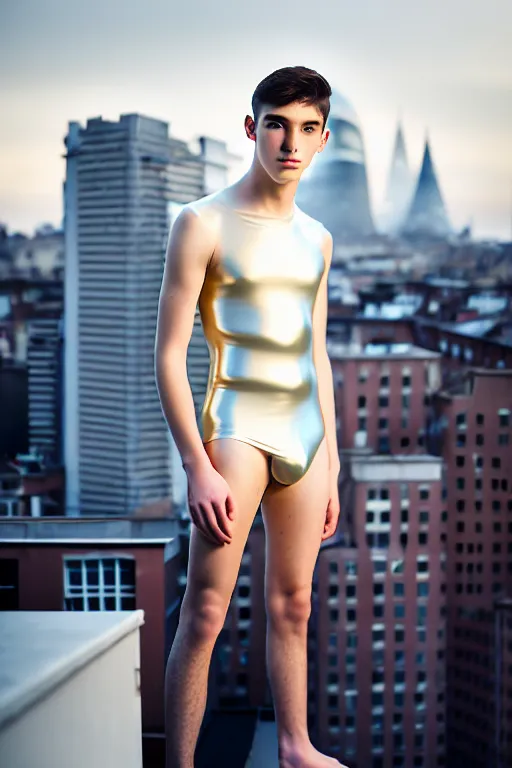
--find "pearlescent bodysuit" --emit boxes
[188,189,327,486]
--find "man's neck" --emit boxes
[228,163,298,219]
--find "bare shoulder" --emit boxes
[294,205,333,265]
[166,191,227,271]
[182,189,227,234]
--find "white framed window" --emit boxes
[63,555,136,611]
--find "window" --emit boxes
[498,408,509,428]
[358,395,366,408]
[379,395,389,408]
[476,413,484,425]
[455,412,466,429]
[63,556,136,611]
[0,559,19,610]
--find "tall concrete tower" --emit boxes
[401,137,451,239]
[295,90,375,242]
[63,114,235,516]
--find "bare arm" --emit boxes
[313,229,341,540]
[154,206,213,468]
[154,207,234,545]
[313,230,341,477]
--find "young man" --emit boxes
[155,66,346,768]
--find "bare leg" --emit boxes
[261,438,349,768]
[165,439,270,768]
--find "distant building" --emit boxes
[432,368,512,767]
[401,139,451,240]
[296,90,375,242]
[328,341,441,455]
[63,113,236,517]
[2,227,64,280]
[310,453,445,766]
[380,122,414,235]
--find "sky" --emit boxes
[1,0,511,240]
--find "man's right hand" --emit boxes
[184,461,236,546]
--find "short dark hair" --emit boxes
[252,66,332,131]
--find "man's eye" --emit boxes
[266,121,281,128]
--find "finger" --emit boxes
[212,500,233,540]
[192,504,219,545]
[225,494,236,521]
[199,502,231,545]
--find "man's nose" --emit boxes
[281,129,300,153]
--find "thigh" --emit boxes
[182,438,271,612]
[261,437,330,594]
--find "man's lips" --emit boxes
[278,158,301,165]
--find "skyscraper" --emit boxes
[63,114,234,516]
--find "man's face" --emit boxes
[245,100,329,184]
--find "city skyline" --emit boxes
[1,0,511,240]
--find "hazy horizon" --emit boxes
[1,0,511,240]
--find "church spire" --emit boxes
[401,136,451,238]
[380,120,414,234]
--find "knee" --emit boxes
[266,585,312,629]
[181,587,227,645]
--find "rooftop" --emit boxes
[0,611,144,730]
[327,341,439,360]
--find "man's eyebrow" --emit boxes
[262,113,322,126]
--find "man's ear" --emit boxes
[317,128,330,153]
[244,115,256,141]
